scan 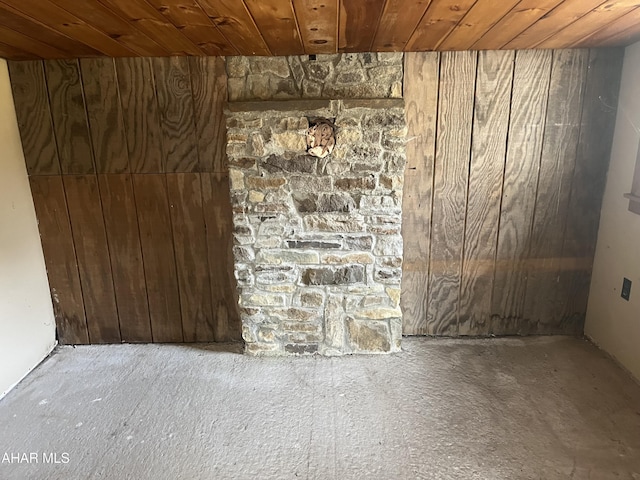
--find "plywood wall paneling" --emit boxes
[338,0,386,52]
[133,174,184,343]
[44,59,95,175]
[7,61,60,175]
[115,57,164,173]
[293,0,338,54]
[3,0,137,57]
[49,0,168,57]
[438,0,522,51]
[490,50,552,335]
[0,25,68,58]
[521,49,588,332]
[425,51,477,336]
[400,52,439,336]
[97,0,203,55]
[196,0,271,55]
[189,56,227,173]
[153,57,199,173]
[167,173,216,342]
[64,175,121,343]
[144,0,236,56]
[505,0,605,50]
[244,0,303,56]
[0,4,102,57]
[29,176,88,344]
[201,172,242,341]
[538,1,640,49]
[471,0,562,50]
[406,0,478,51]
[80,58,129,174]
[458,50,514,336]
[98,174,152,343]
[371,0,433,51]
[557,48,624,333]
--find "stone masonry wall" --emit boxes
[226,53,403,101]
[226,99,407,355]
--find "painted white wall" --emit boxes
[0,59,56,399]
[585,42,640,382]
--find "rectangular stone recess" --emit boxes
[226,99,406,356]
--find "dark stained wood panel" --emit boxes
[195,0,270,55]
[167,173,215,342]
[80,57,129,174]
[400,52,439,336]
[338,0,386,52]
[44,59,95,175]
[0,25,67,58]
[458,50,513,336]
[7,60,60,175]
[293,0,338,54]
[0,40,36,59]
[133,174,184,343]
[521,49,588,332]
[557,48,623,332]
[64,175,121,343]
[98,174,152,342]
[425,50,477,336]
[153,56,199,173]
[490,50,552,335]
[29,176,88,344]
[144,0,236,56]
[189,56,227,173]
[371,0,433,51]
[201,172,242,341]
[472,0,565,50]
[244,0,303,56]
[115,57,164,173]
[438,0,522,51]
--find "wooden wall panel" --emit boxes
[400,52,439,336]
[64,175,120,343]
[403,47,622,336]
[29,176,87,344]
[425,51,476,336]
[7,61,60,175]
[10,57,239,344]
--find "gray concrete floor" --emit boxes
[0,337,639,479]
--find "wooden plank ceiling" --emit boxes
[0,0,639,59]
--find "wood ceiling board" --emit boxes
[505,0,606,50]
[48,0,168,57]
[471,0,564,50]
[0,25,68,58]
[338,0,386,52]
[0,4,102,57]
[244,0,304,55]
[406,0,479,51]
[371,0,433,51]
[0,0,139,57]
[195,0,270,55]
[293,0,338,54]
[575,7,640,46]
[438,0,522,51]
[144,0,236,55]
[97,0,204,55]
[538,1,640,49]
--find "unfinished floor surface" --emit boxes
[1,337,639,479]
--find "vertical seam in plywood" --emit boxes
[456,50,480,334]
[488,49,517,335]
[425,51,442,334]
[41,60,63,175]
[111,58,132,174]
[76,60,98,174]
